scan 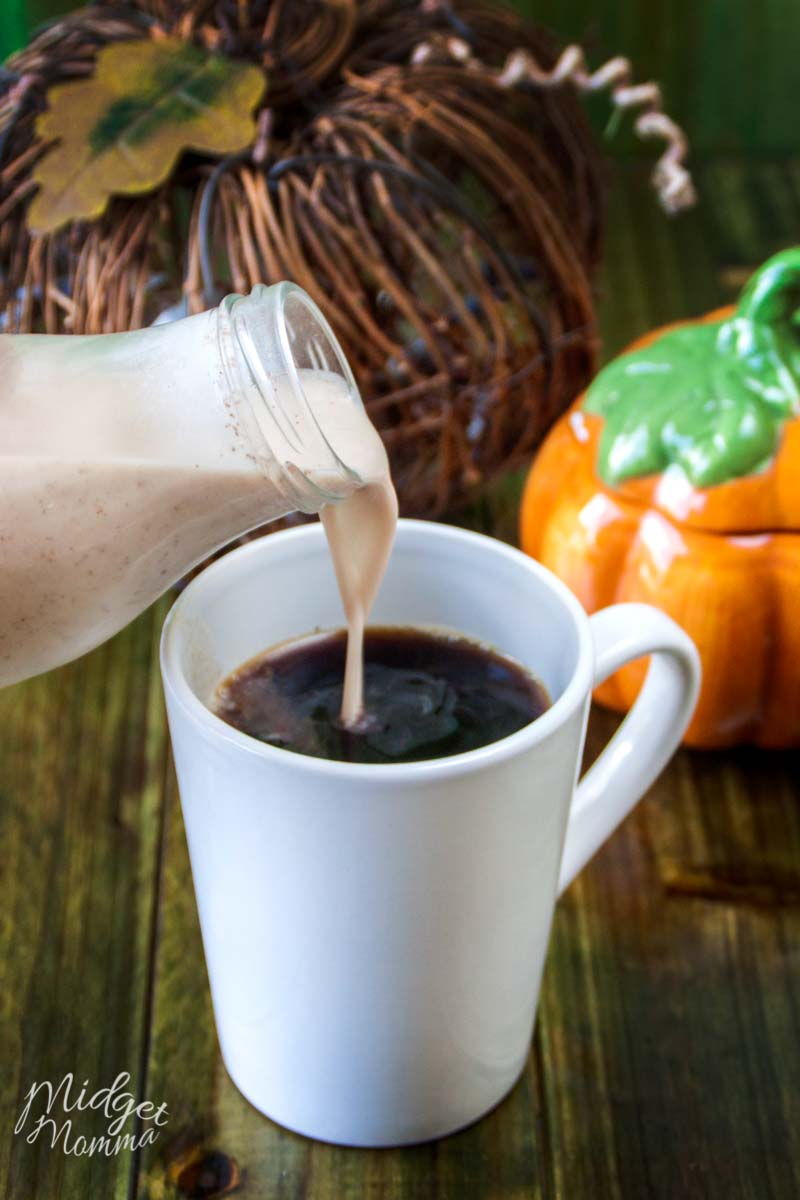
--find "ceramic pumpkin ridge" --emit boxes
[520,249,800,749]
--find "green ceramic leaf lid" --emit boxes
[581,249,800,533]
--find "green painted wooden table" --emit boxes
[2,164,799,1200]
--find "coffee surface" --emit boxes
[213,627,550,764]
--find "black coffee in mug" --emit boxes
[213,627,550,765]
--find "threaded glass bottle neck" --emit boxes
[216,282,364,514]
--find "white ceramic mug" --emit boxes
[160,519,700,1147]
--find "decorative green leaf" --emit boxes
[584,249,800,488]
[28,38,266,234]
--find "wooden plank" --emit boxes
[512,0,800,158]
[532,166,800,1200]
[0,598,171,1199]
[536,712,800,1200]
[460,169,796,1200]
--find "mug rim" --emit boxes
[160,519,595,781]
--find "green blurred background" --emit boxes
[2,0,798,157]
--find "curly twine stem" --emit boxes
[411,36,696,215]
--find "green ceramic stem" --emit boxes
[735,250,800,325]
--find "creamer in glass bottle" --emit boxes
[0,283,393,688]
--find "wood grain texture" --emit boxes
[515,0,800,159]
[0,599,171,1200]
[1,164,799,1200]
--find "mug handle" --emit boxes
[557,603,701,897]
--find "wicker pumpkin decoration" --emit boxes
[521,250,800,749]
[0,0,692,517]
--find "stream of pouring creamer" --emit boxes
[293,371,398,727]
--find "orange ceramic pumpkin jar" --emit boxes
[520,249,800,748]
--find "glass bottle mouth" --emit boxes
[218,282,365,512]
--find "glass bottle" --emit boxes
[0,283,371,687]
